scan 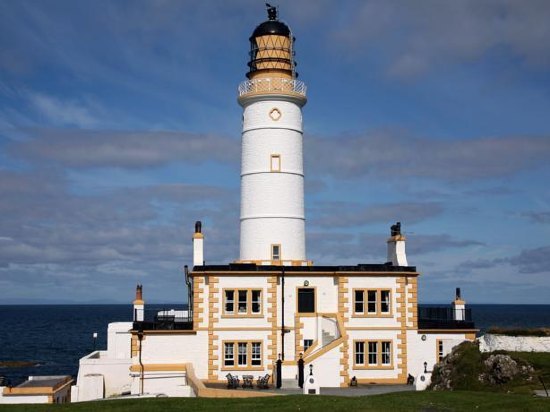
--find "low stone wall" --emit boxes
[479,334,550,352]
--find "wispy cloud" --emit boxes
[331,0,550,77]
[307,132,550,181]
[28,93,99,127]
[521,211,550,224]
[10,128,239,168]
[311,200,444,228]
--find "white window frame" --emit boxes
[238,290,248,314]
[251,290,261,314]
[271,244,281,261]
[225,290,235,314]
[224,343,234,366]
[270,154,281,172]
[238,342,248,366]
[367,290,377,314]
[251,342,261,366]
[368,341,378,365]
[354,290,365,314]
[381,341,391,365]
[380,290,391,314]
[355,341,365,365]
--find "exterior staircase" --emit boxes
[322,330,335,347]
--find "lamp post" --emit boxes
[92,332,98,351]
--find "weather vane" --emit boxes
[266,3,278,20]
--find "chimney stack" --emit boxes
[386,222,408,266]
[193,221,204,267]
[452,287,466,321]
[133,284,144,322]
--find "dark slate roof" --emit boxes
[251,20,291,38]
[192,263,417,273]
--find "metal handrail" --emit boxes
[238,78,307,97]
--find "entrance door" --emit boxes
[297,288,315,313]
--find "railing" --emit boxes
[238,78,307,97]
[133,308,193,331]
[320,315,339,348]
[418,306,475,329]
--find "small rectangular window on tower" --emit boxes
[271,244,281,260]
[270,154,281,172]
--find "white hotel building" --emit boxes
[71,7,477,401]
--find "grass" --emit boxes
[0,391,548,412]
[0,361,37,368]
[487,327,550,337]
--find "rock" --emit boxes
[480,354,534,385]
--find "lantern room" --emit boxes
[247,5,297,80]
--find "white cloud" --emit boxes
[28,93,98,127]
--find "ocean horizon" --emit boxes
[1,304,549,386]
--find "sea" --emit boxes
[0,304,549,386]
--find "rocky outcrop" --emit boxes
[429,341,536,391]
[430,341,476,391]
[479,334,550,353]
[479,354,534,385]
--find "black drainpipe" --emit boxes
[137,326,144,395]
[281,266,285,361]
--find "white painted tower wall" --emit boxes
[239,96,306,262]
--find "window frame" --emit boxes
[354,341,365,366]
[251,342,262,366]
[222,341,263,370]
[251,290,261,314]
[352,289,393,317]
[238,290,248,314]
[353,339,394,370]
[270,154,281,172]
[224,342,235,366]
[224,290,235,314]
[271,244,281,261]
[296,287,316,314]
[222,289,263,317]
[354,289,365,314]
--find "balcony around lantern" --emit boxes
[238,77,307,100]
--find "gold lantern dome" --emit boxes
[247,5,296,80]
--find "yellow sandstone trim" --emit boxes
[129,363,187,372]
[338,276,350,386]
[208,276,220,381]
[2,377,73,397]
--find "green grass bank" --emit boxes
[0,391,548,412]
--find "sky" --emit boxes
[1,0,549,305]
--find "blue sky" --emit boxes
[1,0,549,304]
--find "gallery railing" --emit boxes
[238,78,307,97]
[133,308,193,331]
[418,306,475,330]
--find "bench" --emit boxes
[256,373,270,389]
[226,373,240,389]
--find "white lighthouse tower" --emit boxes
[237,6,308,265]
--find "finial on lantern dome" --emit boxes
[266,3,277,21]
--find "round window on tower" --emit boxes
[269,108,282,121]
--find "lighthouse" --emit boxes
[237,5,308,265]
